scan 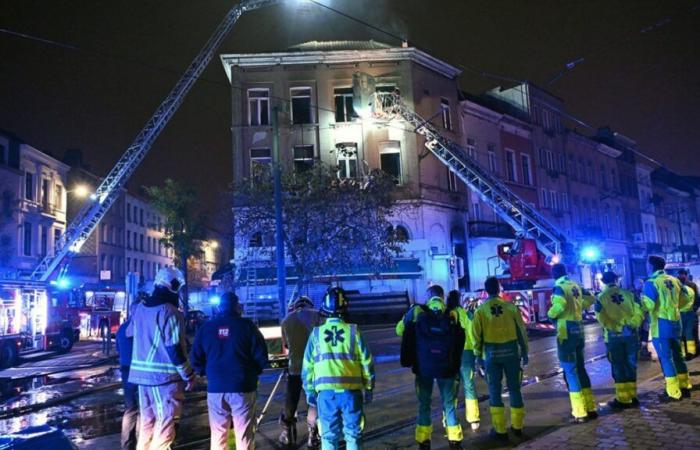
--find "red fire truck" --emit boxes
[0,280,80,368]
[52,285,125,339]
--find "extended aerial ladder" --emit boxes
[372,91,576,263]
[30,0,281,281]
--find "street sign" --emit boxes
[99,270,111,281]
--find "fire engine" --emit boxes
[0,280,79,368]
[52,285,125,339]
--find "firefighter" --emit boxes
[472,277,528,440]
[116,300,140,450]
[127,267,195,450]
[190,292,268,450]
[677,269,699,359]
[446,290,480,431]
[279,296,321,448]
[407,285,464,450]
[302,287,374,450]
[642,256,693,400]
[595,271,644,408]
[547,263,597,423]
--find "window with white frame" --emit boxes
[447,168,458,192]
[440,98,452,130]
[54,184,63,211]
[379,141,402,184]
[550,189,558,211]
[293,145,315,172]
[540,188,549,208]
[466,137,476,159]
[23,222,32,256]
[521,154,532,186]
[250,147,272,178]
[334,87,357,123]
[487,144,497,173]
[505,149,517,182]
[248,88,270,126]
[561,192,569,211]
[290,87,312,124]
[336,143,358,179]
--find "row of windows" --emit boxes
[125,230,169,256]
[540,189,569,213]
[250,141,403,184]
[126,203,163,230]
[21,223,61,257]
[248,224,410,248]
[100,255,165,281]
[246,87,453,131]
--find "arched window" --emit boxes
[395,225,410,242]
[249,232,263,248]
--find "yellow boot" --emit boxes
[610,383,631,408]
[569,392,588,421]
[511,407,525,436]
[678,372,692,398]
[582,387,598,417]
[665,376,682,400]
[627,382,640,406]
[415,425,432,445]
[688,340,697,358]
[489,406,507,437]
[465,398,480,430]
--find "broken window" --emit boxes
[379,141,401,184]
[248,88,270,126]
[291,87,312,124]
[293,145,315,172]
[336,143,358,179]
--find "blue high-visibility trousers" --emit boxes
[606,335,638,384]
[681,311,698,355]
[558,336,591,393]
[415,376,462,442]
[317,390,364,450]
[652,337,687,378]
[484,356,523,408]
[460,349,478,401]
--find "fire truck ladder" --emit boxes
[30,0,281,281]
[375,92,573,260]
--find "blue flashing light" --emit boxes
[209,295,221,306]
[56,278,71,290]
[581,246,601,263]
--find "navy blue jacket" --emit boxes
[116,319,133,368]
[190,311,269,393]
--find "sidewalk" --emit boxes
[517,357,700,450]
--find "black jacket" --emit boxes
[190,312,269,393]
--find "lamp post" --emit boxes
[272,105,287,320]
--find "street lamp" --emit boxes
[69,184,92,199]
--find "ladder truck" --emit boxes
[0,0,284,368]
[368,87,580,328]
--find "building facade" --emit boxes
[0,131,68,278]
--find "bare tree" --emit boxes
[232,163,409,294]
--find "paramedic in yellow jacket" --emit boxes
[595,271,644,408]
[473,277,529,441]
[642,256,693,400]
[446,290,480,431]
[547,263,597,422]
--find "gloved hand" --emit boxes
[521,354,529,367]
[307,393,317,407]
[364,390,373,405]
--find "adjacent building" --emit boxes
[0,130,69,279]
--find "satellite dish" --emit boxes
[352,72,376,119]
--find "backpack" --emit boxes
[415,307,463,378]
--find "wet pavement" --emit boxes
[0,323,681,449]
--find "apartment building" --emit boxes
[0,130,68,278]
[221,40,467,297]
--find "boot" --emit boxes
[307,423,320,449]
[278,416,297,446]
[448,441,463,450]
[417,441,431,450]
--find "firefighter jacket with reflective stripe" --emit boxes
[547,276,595,342]
[595,285,644,342]
[302,317,374,394]
[455,306,476,351]
[127,301,194,386]
[642,270,690,339]
[472,296,528,360]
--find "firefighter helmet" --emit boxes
[320,287,348,317]
[154,267,185,293]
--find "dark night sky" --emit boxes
[1,1,699,215]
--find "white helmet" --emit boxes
[154,267,185,293]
